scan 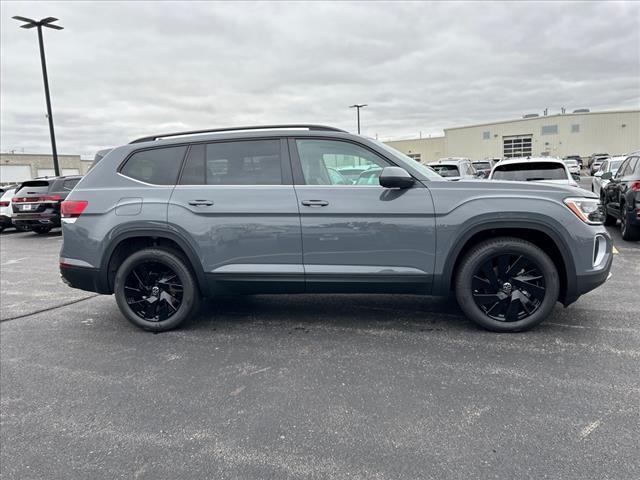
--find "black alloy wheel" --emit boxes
[124,261,184,322]
[471,253,545,322]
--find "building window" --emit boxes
[482,131,490,140]
[503,135,532,158]
[541,125,558,135]
[407,153,421,162]
[571,124,580,133]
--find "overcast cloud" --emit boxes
[1,1,639,157]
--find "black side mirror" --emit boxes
[571,173,580,181]
[379,166,414,189]
[600,172,612,180]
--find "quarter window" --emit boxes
[179,140,282,185]
[121,146,186,185]
[296,139,390,186]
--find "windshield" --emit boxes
[473,162,491,169]
[609,160,622,172]
[370,140,443,180]
[430,165,460,177]
[564,160,578,166]
[491,162,568,181]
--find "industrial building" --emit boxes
[0,153,92,185]
[385,109,640,164]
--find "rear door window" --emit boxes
[120,146,187,185]
[492,162,568,181]
[62,178,80,190]
[179,140,282,185]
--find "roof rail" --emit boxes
[129,124,347,144]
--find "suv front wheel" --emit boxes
[114,248,200,332]
[455,237,560,332]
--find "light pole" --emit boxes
[13,16,63,176]
[349,104,367,134]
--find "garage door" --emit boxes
[37,168,80,177]
[0,165,32,183]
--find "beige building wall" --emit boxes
[385,136,446,164]
[0,153,92,184]
[385,110,640,163]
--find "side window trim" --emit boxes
[175,137,292,186]
[288,136,400,186]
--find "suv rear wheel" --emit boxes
[620,203,640,241]
[114,248,200,332]
[455,237,560,332]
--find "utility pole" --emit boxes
[349,104,367,134]
[13,16,63,176]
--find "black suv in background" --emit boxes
[602,152,640,240]
[11,176,82,234]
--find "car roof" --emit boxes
[494,157,566,166]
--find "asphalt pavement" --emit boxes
[1,176,639,479]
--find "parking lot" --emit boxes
[1,177,639,480]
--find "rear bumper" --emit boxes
[12,213,61,228]
[60,263,110,294]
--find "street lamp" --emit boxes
[349,104,367,134]
[13,16,63,176]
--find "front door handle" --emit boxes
[188,199,214,206]
[301,200,329,207]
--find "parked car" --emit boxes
[11,176,82,234]
[563,158,581,177]
[428,157,478,181]
[589,155,610,175]
[471,160,493,178]
[60,124,612,333]
[488,157,579,187]
[336,166,372,184]
[565,155,583,169]
[602,152,640,240]
[588,153,609,168]
[592,156,625,197]
[0,186,23,232]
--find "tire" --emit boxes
[454,237,560,332]
[603,208,617,226]
[114,247,201,332]
[33,226,52,234]
[620,204,640,241]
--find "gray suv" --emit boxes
[60,125,613,332]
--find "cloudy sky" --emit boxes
[1,1,639,157]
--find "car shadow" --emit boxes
[186,293,474,333]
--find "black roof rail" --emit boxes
[129,124,347,144]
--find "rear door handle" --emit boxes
[188,199,214,206]
[301,200,329,207]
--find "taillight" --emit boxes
[631,181,640,192]
[61,200,88,218]
[11,195,61,203]
[0,201,9,207]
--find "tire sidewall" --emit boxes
[455,239,560,332]
[114,248,198,332]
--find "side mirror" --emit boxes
[475,171,487,179]
[571,173,580,181]
[379,166,414,189]
[600,172,612,180]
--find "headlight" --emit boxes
[564,197,605,225]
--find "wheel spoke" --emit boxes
[125,260,183,322]
[480,261,500,289]
[497,255,510,279]
[472,275,492,290]
[511,277,545,300]
[504,297,521,322]
[473,293,502,305]
[505,255,527,279]
[132,269,147,289]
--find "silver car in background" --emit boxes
[488,157,579,187]
[592,156,625,197]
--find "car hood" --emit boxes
[466,179,594,198]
